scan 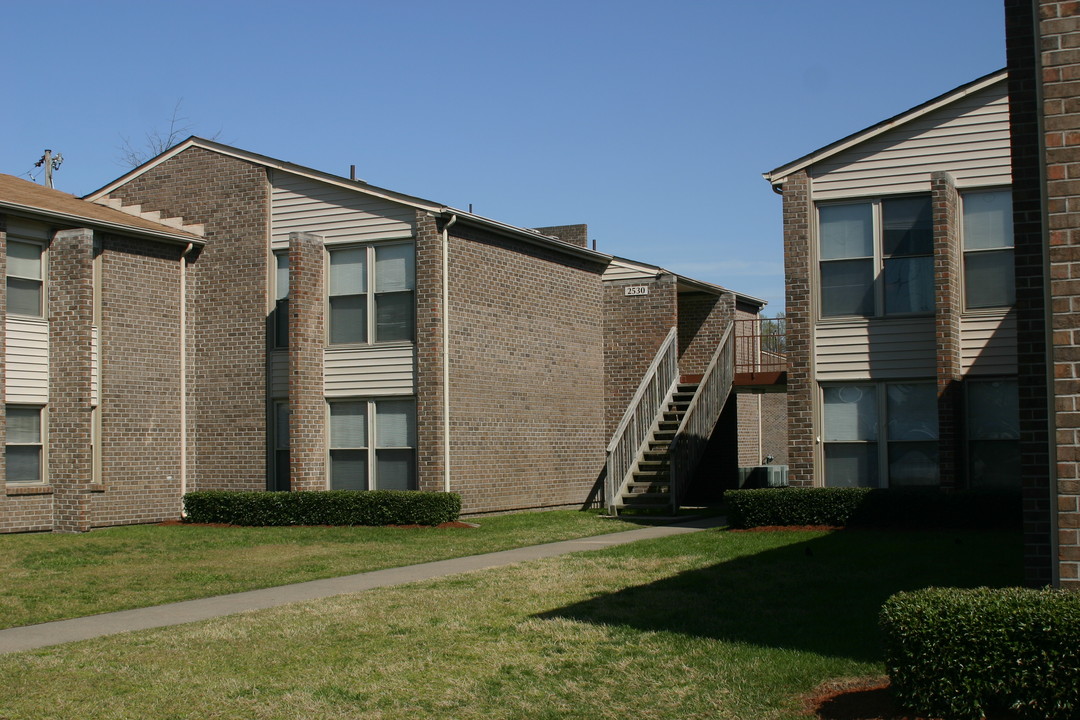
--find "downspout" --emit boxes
[179,242,193,514]
[442,215,457,493]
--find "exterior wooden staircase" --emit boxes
[615,383,697,511]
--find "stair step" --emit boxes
[657,421,679,431]
[637,459,668,468]
[621,492,670,503]
[615,500,672,511]
[626,483,670,494]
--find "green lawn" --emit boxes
[0,510,641,629]
[0,528,1021,720]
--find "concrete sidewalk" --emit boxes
[0,516,724,655]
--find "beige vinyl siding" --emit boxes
[324,345,415,397]
[269,350,288,399]
[815,317,935,380]
[271,173,416,244]
[603,259,660,283]
[961,312,1017,375]
[7,319,49,404]
[811,82,1010,200]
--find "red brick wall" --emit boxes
[760,392,789,465]
[781,170,816,486]
[677,291,734,377]
[932,171,963,489]
[91,235,185,527]
[287,232,326,491]
[107,147,271,491]
[445,224,607,514]
[603,276,678,437]
[532,224,589,249]
[414,212,446,493]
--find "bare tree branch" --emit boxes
[118,99,220,167]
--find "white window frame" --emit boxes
[326,240,415,346]
[6,238,46,319]
[820,381,939,488]
[326,397,417,491]
[960,188,1015,312]
[6,404,46,485]
[816,194,935,320]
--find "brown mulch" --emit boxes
[802,677,1021,720]
[729,524,842,532]
[157,519,477,529]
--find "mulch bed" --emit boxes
[729,525,842,532]
[802,677,1022,720]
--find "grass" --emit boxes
[0,527,1021,720]
[0,510,642,629]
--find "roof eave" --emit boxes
[0,199,205,247]
[442,210,612,264]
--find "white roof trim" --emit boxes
[763,69,1008,187]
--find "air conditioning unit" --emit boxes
[737,465,789,488]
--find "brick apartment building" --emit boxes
[0,139,778,532]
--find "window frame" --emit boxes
[326,240,415,347]
[6,238,46,319]
[960,188,1015,311]
[326,397,417,491]
[816,194,935,320]
[5,404,46,485]
[820,381,939,488]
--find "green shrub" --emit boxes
[183,490,461,527]
[880,587,1080,720]
[723,487,1019,530]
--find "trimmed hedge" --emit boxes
[880,587,1080,720]
[724,487,1020,530]
[183,490,461,527]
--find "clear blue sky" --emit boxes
[3,0,1005,311]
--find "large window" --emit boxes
[328,242,415,345]
[6,406,43,484]
[271,401,290,491]
[966,379,1020,487]
[329,398,416,490]
[822,382,938,487]
[962,190,1014,309]
[819,196,933,318]
[7,240,44,317]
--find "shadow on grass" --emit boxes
[537,529,1022,663]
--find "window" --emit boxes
[329,398,416,490]
[966,379,1020,487]
[271,401,290,491]
[7,240,44,317]
[6,406,43,483]
[822,382,938,487]
[273,251,289,348]
[962,190,1014,309]
[328,242,415,345]
[818,196,933,318]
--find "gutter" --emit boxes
[179,242,194,514]
[442,214,457,493]
[0,200,205,247]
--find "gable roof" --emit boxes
[607,256,767,309]
[85,137,610,264]
[762,68,1008,189]
[1,173,204,246]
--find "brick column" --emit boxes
[287,232,325,491]
[782,170,816,486]
[49,228,95,532]
[1006,0,1056,587]
[414,212,446,492]
[932,171,962,489]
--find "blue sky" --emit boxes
[4,1,1005,310]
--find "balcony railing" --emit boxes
[734,317,786,375]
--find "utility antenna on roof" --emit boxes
[34,149,63,189]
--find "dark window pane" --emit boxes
[7,278,41,316]
[331,449,368,490]
[6,445,41,483]
[824,444,879,487]
[884,256,934,314]
[888,441,939,486]
[376,449,415,490]
[965,250,1015,308]
[274,450,290,491]
[882,196,933,256]
[375,291,414,343]
[274,298,289,348]
[969,440,1020,488]
[329,294,367,344]
[820,259,873,317]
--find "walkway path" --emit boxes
[0,516,724,655]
